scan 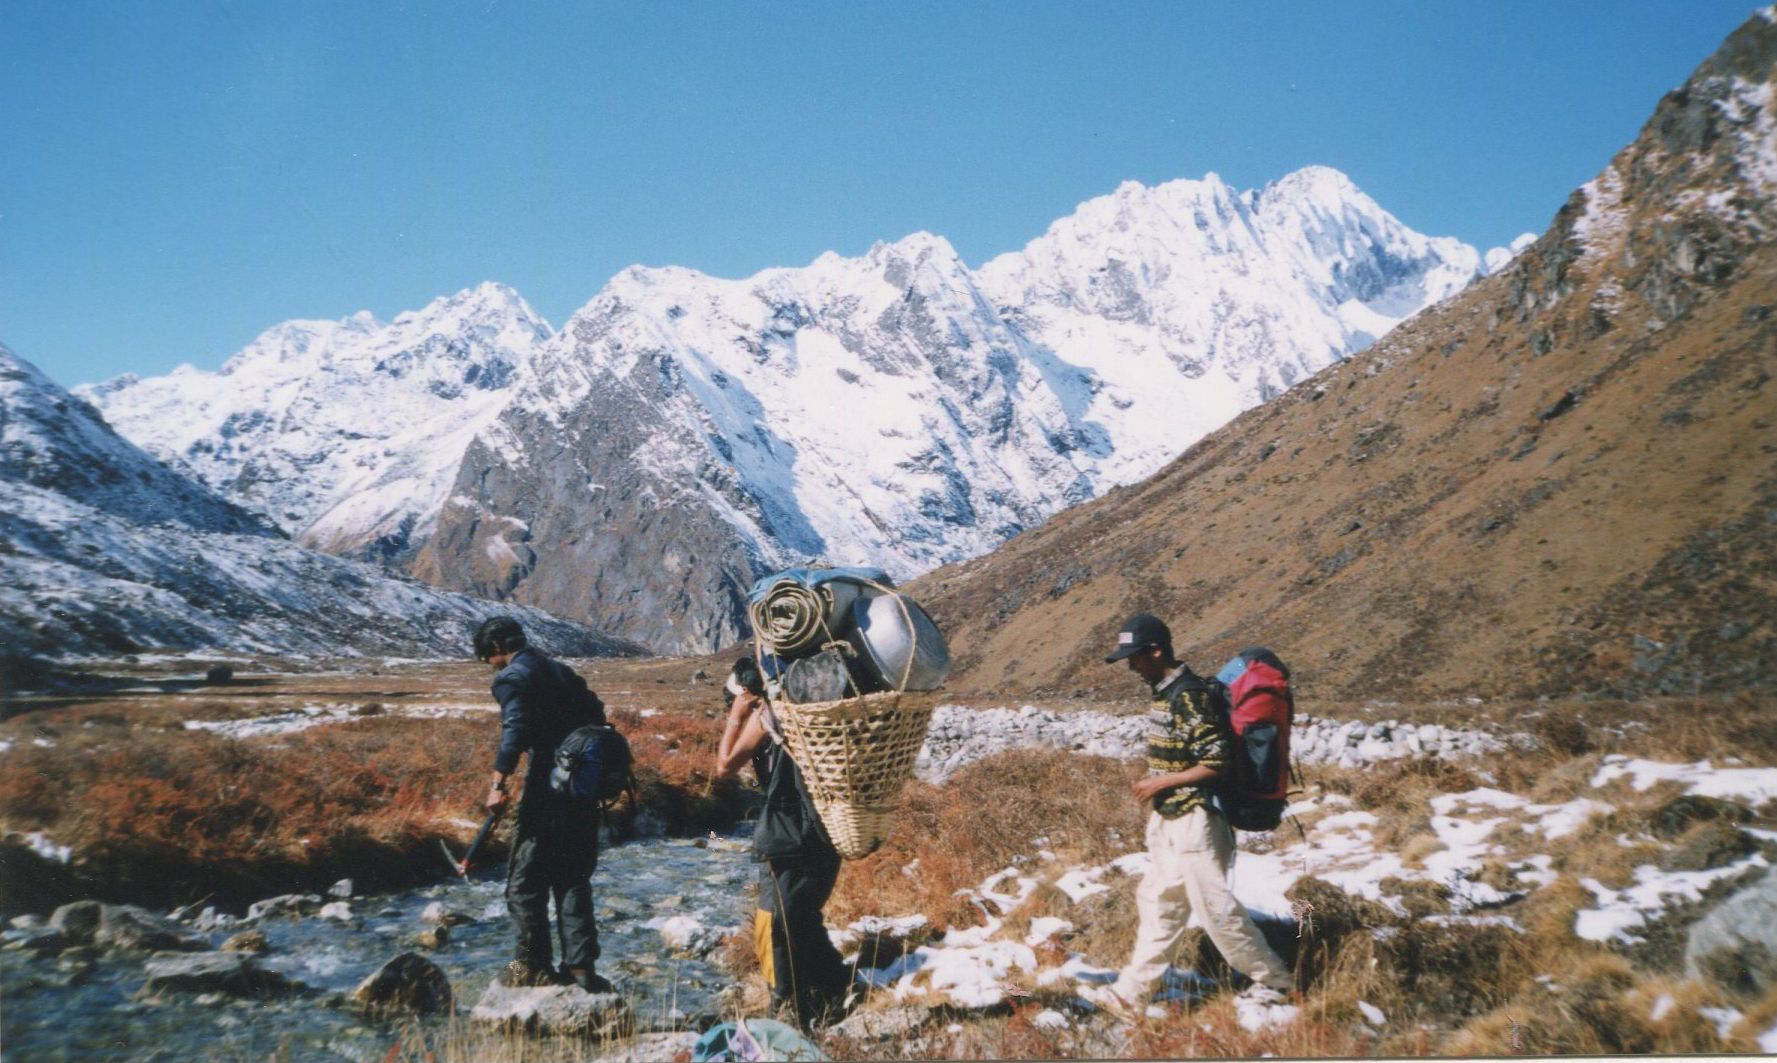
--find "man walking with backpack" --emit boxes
[473,616,614,993]
[1081,613,1292,1019]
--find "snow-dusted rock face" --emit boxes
[2,345,269,537]
[419,168,1518,652]
[2,345,632,662]
[79,282,551,563]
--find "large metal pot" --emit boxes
[848,593,951,692]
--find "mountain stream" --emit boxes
[2,833,753,1061]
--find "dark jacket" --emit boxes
[491,647,606,796]
[752,718,834,862]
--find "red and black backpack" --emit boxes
[1208,647,1295,832]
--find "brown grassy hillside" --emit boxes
[915,15,1777,703]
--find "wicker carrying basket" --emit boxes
[772,691,934,860]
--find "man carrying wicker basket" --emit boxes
[714,657,854,1029]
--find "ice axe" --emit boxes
[439,811,500,879]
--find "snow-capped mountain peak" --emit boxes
[79,284,554,561]
[405,166,1505,651]
[86,165,1510,653]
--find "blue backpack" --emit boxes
[549,723,634,806]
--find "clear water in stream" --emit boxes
[1,833,756,1061]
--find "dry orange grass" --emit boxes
[826,749,1144,932]
[0,703,750,910]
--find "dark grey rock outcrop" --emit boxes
[351,952,454,1016]
[141,950,302,997]
[1685,867,1777,994]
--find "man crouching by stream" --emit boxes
[474,616,615,993]
[1081,613,1293,1021]
[713,657,853,1029]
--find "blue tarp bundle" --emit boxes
[746,565,892,604]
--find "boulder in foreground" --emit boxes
[471,980,631,1038]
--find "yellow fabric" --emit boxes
[753,908,775,986]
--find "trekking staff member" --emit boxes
[1084,613,1293,1018]
[473,616,615,993]
[713,657,852,1029]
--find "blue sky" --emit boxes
[2,2,1759,389]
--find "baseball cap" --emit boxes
[1105,613,1172,663]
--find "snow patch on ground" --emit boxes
[183,701,493,739]
[1591,755,1777,807]
[1575,855,1771,944]
[1698,1005,1745,1041]
[1235,995,1302,1033]
[1024,917,1073,947]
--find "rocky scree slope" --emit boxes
[0,344,635,665]
[912,11,1777,702]
[413,170,1513,653]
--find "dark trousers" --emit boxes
[507,795,600,970]
[754,848,849,1025]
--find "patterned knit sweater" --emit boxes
[1145,666,1231,818]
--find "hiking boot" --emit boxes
[501,958,563,987]
[563,966,616,994]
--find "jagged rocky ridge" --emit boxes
[84,169,1523,654]
[911,11,1777,701]
[1,344,636,664]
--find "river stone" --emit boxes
[247,894,322,921]
[328,879,355,899]
[351,952,453,1016]
[420,901,474,927]
[141,950,301,997]
[10,914,46,931]
[96,904,207,952]
[191,907,236,932]
[472,981,631,1037]
[653,915,730,958]
[1685,867,1777,994]
[9,927,70,953]
[221,929,269,954]
[413,926,450,949]
[318,902,355,922]
[48,900,105,944]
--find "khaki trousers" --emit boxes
[1112,807,1291,1000]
